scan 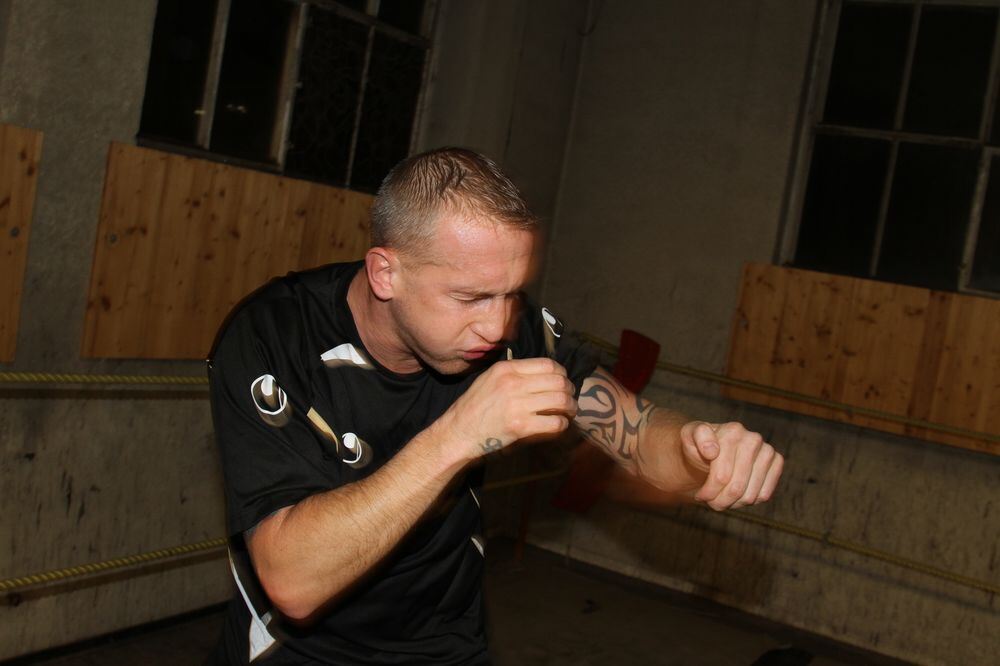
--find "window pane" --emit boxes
[139,0,218,144]
[378,0,426,35]
[350,34,425,192]
[284,8,368,186]
[794,133,890,277]
[876,143,979,290]
[823,1,911,130]
[209,0,294,162]
[990,84,1000,146]
[336,0,366,12]
[970,156,1000,292]
[902,6,997,138]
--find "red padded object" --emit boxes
[550,329,661,514]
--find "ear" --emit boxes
[364,247,397,301]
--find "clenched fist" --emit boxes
[437,358,577,464]
[680,421,784,511]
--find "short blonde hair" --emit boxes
[370,147,538,257]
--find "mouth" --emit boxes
[461,346,500,361]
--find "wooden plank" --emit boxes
[299,186,372,268]
[0,123,43,362]
[725,263,790,406]
[82,145,169,356]
[923,292,1000,453]
[836,279,929,434]
[189,161,247,352]
[727,263,999,455]
[83,143,372,358]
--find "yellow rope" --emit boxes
[0,338,995,597]
[0,538,226,593]
[1,484,996,597]
[1,336,997,446]
[0,371,207,386]
[719,510,999,596]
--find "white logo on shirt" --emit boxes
[306,407,372,469]
[250,374,292,427]
[320,343,374,370]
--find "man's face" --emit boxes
[389,213,537,375]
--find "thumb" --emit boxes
[687,421,719,462]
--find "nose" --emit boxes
[472,297,512,344]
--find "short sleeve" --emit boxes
[208,302,337,536]
[513,299,600,397]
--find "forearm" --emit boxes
[249,423,465,620]
[633,408,707,496]
[575,368,706,496]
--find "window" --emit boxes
[138,0,433,193]
[785,1,1000,295]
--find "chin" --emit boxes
[432,359,476,376]
[419,354,482,377]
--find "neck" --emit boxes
[346,268,423,374]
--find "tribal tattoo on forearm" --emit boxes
[576,368,658,472]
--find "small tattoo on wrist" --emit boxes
[480,437,503,454]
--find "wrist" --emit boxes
[411,416,470,480]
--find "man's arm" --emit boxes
[246,358,576,621]
[574,367,783,510]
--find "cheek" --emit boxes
[405,297,470,344]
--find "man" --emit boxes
[208,148,783,664]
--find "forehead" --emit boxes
[421,213,537,288]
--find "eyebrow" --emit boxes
[452,288,519,298]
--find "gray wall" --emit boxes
[418,0,588,231]
[0,0,586,658]
[535,1,1000,665]
[0,0,232,658]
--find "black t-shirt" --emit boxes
[208,261,597,664]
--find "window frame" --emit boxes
[777,0,1000,298]
[136,0,438,190]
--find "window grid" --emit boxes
[782,0,1000,297]
[138,0,436,193]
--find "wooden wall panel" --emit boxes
[82,143,372,358]
[0,124,43,362]
[727,263,999,455]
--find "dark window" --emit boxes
[284,8,368,186]
[378,0,427,35]
[138,0,433,191]
[791,1,1000,296]
[139,0,218,144]
[796,134,890,276]
[210,0,294,162]
[823,2,911,130]
[971,157,1000,291]
[351,34,426,192]
[902,6,997,138]
[876,144,979,290]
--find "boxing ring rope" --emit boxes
[3,480,997,597]
[0,371,207,386]
[1,338,997,598]
[1,339,997,443]
[578,334,1000,445]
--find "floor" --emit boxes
[8,541,910,666]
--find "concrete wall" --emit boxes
[0,0,233,658]
[418,0,587,225]
[535,1,1000,665]
[0,0,585,658]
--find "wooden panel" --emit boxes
[82,143,372,358]
[0,124,43,362]
[727,263,999,455]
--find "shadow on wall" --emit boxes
[565,501,780,611]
